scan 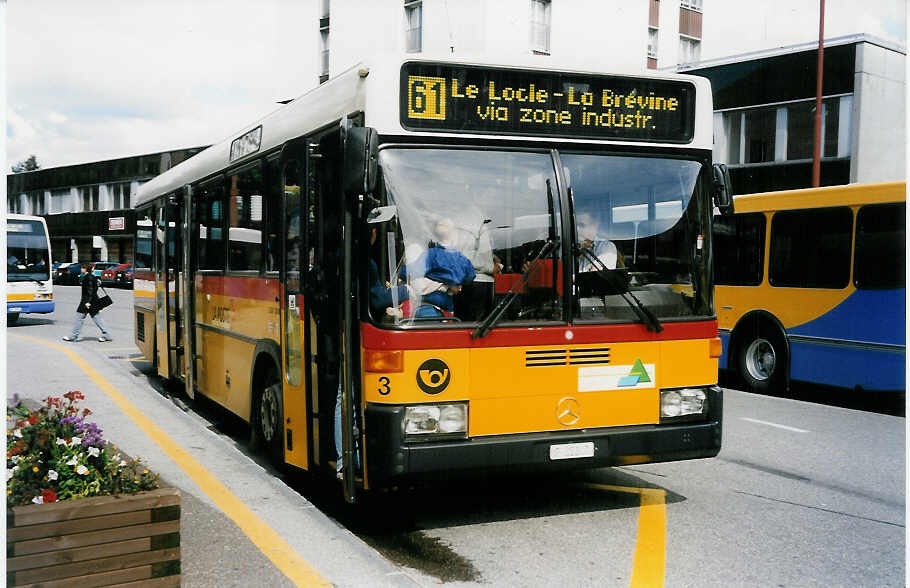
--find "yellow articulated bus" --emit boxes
[134,56,732,502]
[713,182,905,393]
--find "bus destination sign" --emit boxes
[400,62,695,143]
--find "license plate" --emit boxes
[9,307,22,312]
[549,441,595,460]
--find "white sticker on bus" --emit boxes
[578,362,656,392]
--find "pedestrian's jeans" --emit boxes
[70,312,111,339]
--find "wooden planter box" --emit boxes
[7,487,181,587]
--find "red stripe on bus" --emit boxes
[361,320,718,350]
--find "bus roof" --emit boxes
[731,181,907,213]
[138,54,714,207]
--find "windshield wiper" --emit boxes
[578,247,663,333]
[472,238,558,339]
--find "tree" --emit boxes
[11,155,40,173]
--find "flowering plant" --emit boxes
[7,391,159,507]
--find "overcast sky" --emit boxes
[6,1,907,171]
[7,0,314,170]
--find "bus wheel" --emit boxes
[7,313,18,326]
[253,373,284,466]
[737,325,786,393]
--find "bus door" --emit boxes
[160,192,186,381]
[278,140,309,469]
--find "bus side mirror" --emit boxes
[712,163,734,215]
[343,126,378,198]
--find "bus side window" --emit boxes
[198,181,226,271]
[227,165,264,272]
[265,157,282,273]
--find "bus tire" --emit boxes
[7,313,18,326]
[736,320,787,393]
[252,367,284,467]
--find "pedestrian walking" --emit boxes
[63,263,113,342]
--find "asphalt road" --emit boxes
[7,284,905,587]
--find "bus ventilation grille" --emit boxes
[525,348,611,367]
[136,312,145,342]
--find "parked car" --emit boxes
[53,262,82,285]
[114,265,134,289]
[101,263,131,286]
[90,261,118,278]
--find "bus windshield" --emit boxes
[563,153,709,321]
[375,148,562,325]
[371,148,709,327]
[7,220,50,282]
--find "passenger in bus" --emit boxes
[367,227,411,316]
[402,218,475,316]
[452,216,501,321]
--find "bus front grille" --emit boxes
[137,312,145,342]
[525,348,611,367]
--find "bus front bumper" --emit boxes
[7,301,54,314]
[364,387,722,487]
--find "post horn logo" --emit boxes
[556,397,581,426]
[416,358,451,395]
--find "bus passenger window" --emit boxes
[135,210,154,269]
[198,183,225,271]
[769,207,852,289]
[713,213,765,286]
[228,166,264,272]
[854,203,905,290]
[265,158,282,272]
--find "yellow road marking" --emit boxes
[12,333,330,587]
[584,483,667,588]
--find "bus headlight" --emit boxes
[660,388,707,420]
[404,403,468,440]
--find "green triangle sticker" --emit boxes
[628,359,651,383]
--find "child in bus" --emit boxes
[401,218,475,316]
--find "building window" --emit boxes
[111,182,131,210]
[680,0,702,11]
[50,190,69,214]
[8,195,22,214]
[28,191,45,215]
[80,186,100,212]
[679,36,701,64]
[720,95,853,166]
[648,27,659,59]
[530,0,551,55]
[405,0,422,53]
[319,29,330,83]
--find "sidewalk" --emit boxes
[6,312,422,587]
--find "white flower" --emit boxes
[87,447,100,458]
[71,436,82,446]
[7,469,14,481]
[11,455,20,464]
[66,455,78,466]
[118,459,127,468]
[31,495,43,504]
[75,464,89,475]
[47,469,58,481]
[56,438,67,445]
[13,429,23,438]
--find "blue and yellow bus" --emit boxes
[6,214,54,326]
[713,182,905,392]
